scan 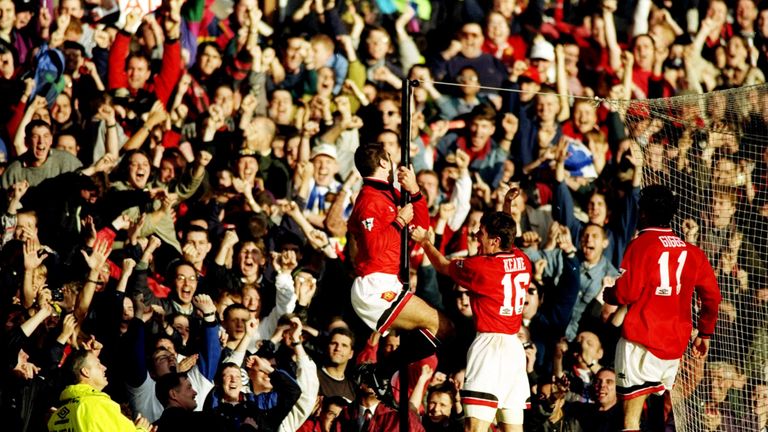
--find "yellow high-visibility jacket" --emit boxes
[48,384,148,432]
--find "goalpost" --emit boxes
[618,84,768,431]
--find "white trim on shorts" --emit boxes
[615,337,679,400]
[461,332,530,424]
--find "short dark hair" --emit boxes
[25,119,52,141]
[223,303,249,321]
[62,349,91,385]
[470,104,497,123]
[155,372,188,407]
[427,382,457,402]
[639,184,678,227]
[215,362,241,386]
[581,223,606,240]
[329,326,355,347]
[354,143,388,177]
[184,225,210,242]
[322,395,349,412]
[480,211,517,250]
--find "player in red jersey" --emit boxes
[348,142,454,360]
[412,210,532,432]
[603,184,721,432]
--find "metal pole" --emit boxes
[398,78,416,432]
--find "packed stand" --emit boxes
[0,0,766,430]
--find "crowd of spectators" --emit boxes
[0,0,767,430]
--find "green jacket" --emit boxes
[48,384,147,432]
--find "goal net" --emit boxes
[618,84,768,431]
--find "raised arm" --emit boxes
[411,226,451,275]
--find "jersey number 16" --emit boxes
[501,273,530,316]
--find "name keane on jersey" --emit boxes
[658,236,686,248]
[503,257,527,273]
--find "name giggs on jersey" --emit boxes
[658,236,686,248]
[503,257,527,273]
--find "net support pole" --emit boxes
[398,78,417,432]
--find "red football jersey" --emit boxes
[348,178,429,277]
[449,251,532,335]
[605,228,721,360]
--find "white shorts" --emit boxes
[351,273,412,334]
[615,337,679,400]
[462,333,530,424]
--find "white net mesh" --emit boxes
[618,84,768,431]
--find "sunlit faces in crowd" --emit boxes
[712,190,737,229]
[56,134,79,157]
[580,223,609,264]
[171,314,191,346]
[632,34,655,72]
[152,348,178,377]
[219,364,242,403]
[310,34,335,70]
[326,331,354,366]
[0,43,14,79]
[594,368,617,409]
[236,153,259,184]
[454,286,472,318]
[170,375,198,410]
[458,23,484,58]
[572,99,597,134]
[319,398,345,432]
[365,27,391,61]
[457,67,481,98]
[197,43,222,77]
[51,93,74,125]
[426,387,455,424]
[283,36,308,72]
[27,122,54,166]
[469,114,496,150]
[214,84,237,118]
[377,129,400,166]
[268,89,295,125]
[241,284,261,317]
[485,12,510,44]
[491,0,516,19]
[377,98,401,132]
[127,151,151,189]
[173,263,198,306]
[183,229,212,268]
[536,92,560,125]
[0,0,14,34]
[126,54,151,91]
[315,67,336,97]
[311,150,338,187]
[416,170,439,208]
[587,191,609,225]
[59,0,85,19]
[80,352,109,391]
[237,240,265,279]
[223,304,250,342]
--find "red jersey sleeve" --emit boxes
[609,240,645,305]
[448,258,476,289]
[410,193,429,230]
[108,32,130,90]
[353,195,402,252]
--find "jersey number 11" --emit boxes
[656,250,688,296]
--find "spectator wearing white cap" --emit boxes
[300,143,344,227]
